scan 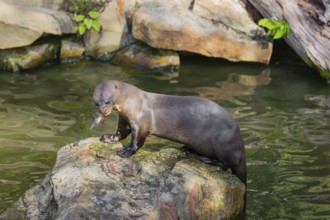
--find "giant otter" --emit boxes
[91,80,246,187]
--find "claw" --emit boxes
[117,147,135,158]
[100,134,118,143]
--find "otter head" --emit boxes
[93,81,119,117]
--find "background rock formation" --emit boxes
[0,1,75,49]
[131,0,272,63]
[248,0,330,72]
[0,0,273,71]
[0,0,328,77]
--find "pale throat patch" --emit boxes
[114,104,121,112]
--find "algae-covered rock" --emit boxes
[111,42,180,71]
[0,138,245,219]
[60,38,85,62]
[0,42,60,72]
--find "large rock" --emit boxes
[0,1,76,49]
[0,0,63,9]
[249,0,330,72]
[0,138,245,219]
[0,42,60,72]
[60,38,85,62]
[132,0,272,64]
[192,0,258,35]
[0,22,43,50]
[111,41,180,70]
[85,0,135,56]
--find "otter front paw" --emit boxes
[100,134,119,143]
[117,147,136,158]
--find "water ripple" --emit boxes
[0,103,76,141]
[0,161,49,170]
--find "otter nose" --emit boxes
[100,105,112,116]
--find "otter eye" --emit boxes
[105,100,111,105]
[94,102,99,107]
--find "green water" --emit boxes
[0,55,329,219]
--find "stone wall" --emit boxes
[0,0,328,77]
[0,0,273,72]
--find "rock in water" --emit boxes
[0,43,60,72]
[0,138,245,219]
[111,41,180,70]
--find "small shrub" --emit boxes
[258,18,290,40]
[320,71,330,80]
[63,0,111,36]
[73,11,101,35]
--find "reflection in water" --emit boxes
[238,86,330,219]
[0,93,76,209]
[0,104,75,140]
[177,68,271,100]
[305,94,330,107]
[149,71,180,82]
[0,61,329,219]
[225,69,271,87]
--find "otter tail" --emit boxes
[230,154,247,219]
[232,155,247,185]
[232,152,247,213]
[231,128,247,184]
[230,130,247,212]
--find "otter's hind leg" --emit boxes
[181,145,229,171]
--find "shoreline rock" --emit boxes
[0,0,273,72]
[0,138,245,219]
[0,1,76,49]
[111,41,180,71]
[0,0,328,77]
[248,0,330,73]
[132,0,272,63]
[0,41,60,72]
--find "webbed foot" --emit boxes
[198,156,229,171]
[117,147,136,158]
[100,134,119,143]
[180,145,193,156]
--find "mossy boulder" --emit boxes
[0,42,60,72]
[0,138,245,219]
[111,42,180,71]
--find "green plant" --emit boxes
[74,11,101,35]
[320,71,330,80]
[63,0,111,36]
[258,18,290,40]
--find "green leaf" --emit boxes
[78,23,87,35]
[273,30,285,39]
[74,14,85,22]
[92,21,101,32]
[258,18,276,30]
[84,18,93,29]
[320,71,330,80]
[258,18,290,40]
[281,22,290,35]
[88,11,100,19]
